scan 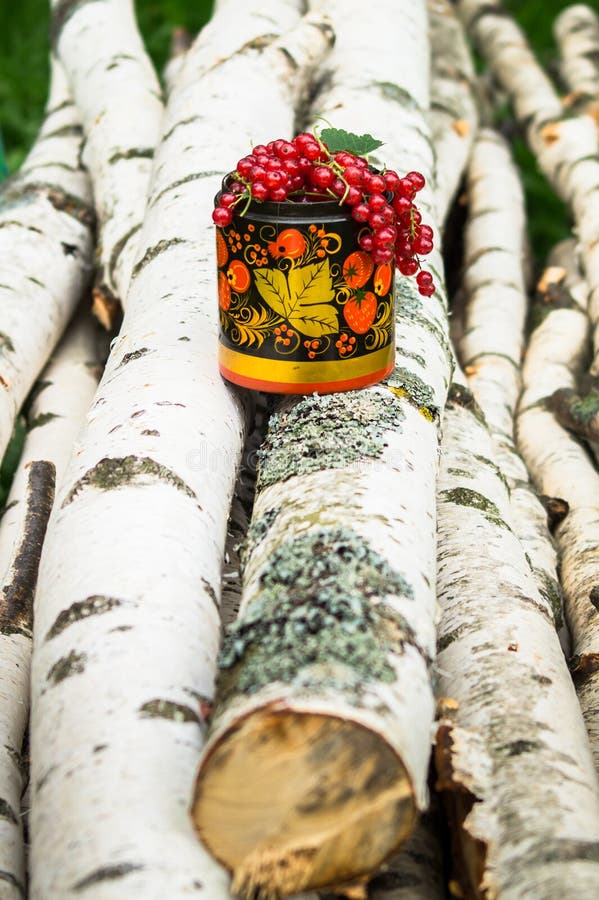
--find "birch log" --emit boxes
[30,5,334,899]
[435,374,599,899]
[163,28,193,97]
[518,244,599,768]
[192,2,454,895]
[555,5,599,114]
[427,0,478,229]
[0,463,55,900]
[0,310,101,898]
[51,0,163,326]
[460,128,566,643]
[0,58,93,462]
[457,0,599,376]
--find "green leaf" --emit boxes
[287,260,338,337]
[320,127,384,156]
[254,267,291,319]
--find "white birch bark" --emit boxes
[50,0,163,326]
[460,127,566,644]
[0,310,101,897]
[29,5,334,898]
[427,0,479,228]
[0,57,93,463]
[555,5,599,103]
[517,243,599,768]
[0,462,56,900]
[435,371,599,899]
[192,2,454,895]
[457,0,599,374]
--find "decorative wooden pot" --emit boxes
[215,191,395,394]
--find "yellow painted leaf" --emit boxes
[286,260,338,337]
[254,267,291,319]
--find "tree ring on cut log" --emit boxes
[192,707,416,896]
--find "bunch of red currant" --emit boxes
[212,131,435,297]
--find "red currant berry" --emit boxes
[212,207,233,226]
[251,182,268,200]
[343,165,364,186]
[249,165,267,182]
[331,177,346,198]
[383,170,401,192]
[269,187,289,202]
[265,171,283,190]
[359,232,374,252]
[368,193,387,211]
[351,203,370,223]
[229,180,245,194]
[418,284,435,297]
[396,239,414,257]
[393,195,413,215]
[310,166,335,189]
[236,158,253,178]
[413,236,433,255]
[380,204,395,225]
[397,178,416,199]
[368,211,387,230]
[220,192,237,208]
[345,186,363,205]
[374,226,397,246]
[398,257,418,276]
[373,247,394,265]
[335,151,356,167]
[363,172,386,193]
[303,142,321,161]
[406,171,426,191]
[277,141,298,160]
[416,270,433,285]
[419,224,434,241]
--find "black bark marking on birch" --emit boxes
[108,148,154,166]
[201,578,219,611]
[139,699,200,724]
[257,391,405,489]
[495,739,543,757]
[131,238,188,280]
[533,567,564,629]
[162,115,204,144]
[178,336,190,341]
[0,870,25,897]
[387,366,438,421]
[0,462,55,634]
[46,650,87,685]
[0,332,15,353]
[141,429,160,436]
[375,81,423,111]
[0,220,43,234]
[45,595,123,641]
[4,744,25,780]
[0,798,18,825]
[216,527,419,707]
[50,0,105,50]
[63,456,197,506]
[39,124,83,141]
[72,863,144,893]
[528,280,581,332]
[155,400,186,407]
[446,383,486,425]
[119,347,152,366]
[108,223,142,283]
[0,624,30,637]
[539,494,569,532]
[150,172,224,208]
[590,587,599,613]
[549,387,599,441]
[464,245,511,269]
[440,487,509,530]
[27,411,60,431]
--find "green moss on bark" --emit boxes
[63,455,196,506]
[217,527,417,705]
[257,391,404,488]
[440,486,510,530]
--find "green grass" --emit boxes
[0,0,213,172]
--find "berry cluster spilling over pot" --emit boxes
[212,129,435,297]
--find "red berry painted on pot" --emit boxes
[343,291,377,334]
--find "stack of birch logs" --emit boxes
[2,0,599,897]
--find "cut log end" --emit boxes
[192,708,417,897]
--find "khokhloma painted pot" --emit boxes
[216,190,395,394]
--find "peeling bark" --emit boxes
[51,0,163,324]
[30,4,334,898]
[192,2,454,895]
